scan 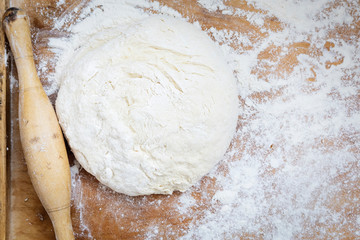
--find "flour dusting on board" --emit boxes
[37,0,360,239]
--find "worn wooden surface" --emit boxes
[0,0,7,239]
[4,0,360,239]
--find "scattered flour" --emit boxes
[56,0,66,7]
[25,0,360,238]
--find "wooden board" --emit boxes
[0,0,7,239]
[3,0,360,239]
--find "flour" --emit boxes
[38,0,360,238]
[56,0,66,7]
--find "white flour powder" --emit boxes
[32,0,359,238]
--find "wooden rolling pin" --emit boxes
[3,8,74,240]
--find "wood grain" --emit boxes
[0,0,7,239]
[4,0,360,239]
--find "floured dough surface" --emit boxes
[56,16,238,196]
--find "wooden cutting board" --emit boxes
[0,1,6,239]
[1,0,359,239]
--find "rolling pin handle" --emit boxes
[3,7,21,23]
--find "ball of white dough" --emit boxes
[56,16,238,196]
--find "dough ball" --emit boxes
[56,16,238,196]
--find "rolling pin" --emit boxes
[3,8,74,240]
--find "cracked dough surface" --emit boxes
[56,16,238,196]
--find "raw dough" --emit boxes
[56,16,238,196]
